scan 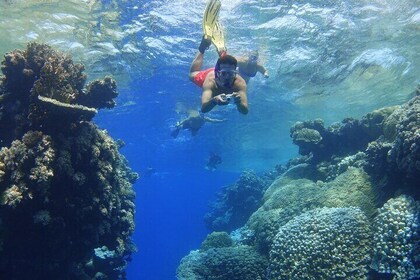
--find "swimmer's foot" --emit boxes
[199,36,212,54]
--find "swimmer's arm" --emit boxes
[236,57,247,67]
[203,116,227,123]
[257,63,269,78]
[176,118,186,128]
[201,83,217,113]
[234,79,249,115]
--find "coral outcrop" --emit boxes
[0,42,118,146]
[205,170,271,232]
[247,177,323,254]
[290,106,397,163]
[387,97,420,181]
[268,207,373,280]
[371,195,420,279]
[0,43,137,279]
[200,231,233,251]
[247,167,376,254]
[178,88,419,279]
[177,246,267,280]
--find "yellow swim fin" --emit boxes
[203,0,221,40]
[211,20,227,56]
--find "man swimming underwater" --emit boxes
[189,39,249,115]
[188,0,248,115]
[171,110,226,138]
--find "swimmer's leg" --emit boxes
[189,52,204,82]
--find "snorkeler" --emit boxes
[237,50,269,83]
[205,152,222,171]
[171,111,226,138]
[188,0,249,115]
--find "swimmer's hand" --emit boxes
[213,93,241,105]
[264,70,269,78]
[213,94,230,105]
[230,92,241,104]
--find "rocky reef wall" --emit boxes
[0,43,138,280]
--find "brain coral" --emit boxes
[177,245,268,280]
[268,207,372,280]
[371,195,420,279]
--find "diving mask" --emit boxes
[249,55,258,63]
[216,69,237,79]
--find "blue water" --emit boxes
[96,71,275,279]
[0,0,419,279]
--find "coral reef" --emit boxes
[0,42,118,146]
[247,177,323,254]
[0,44,137,279]
[289,95,419,191]
[371,195,420,279]
[247,167,376,254]
[290,107,397,163]
[200,231,233,251]
[177,246,267,280]
[205,170,271,232]
[229,226,256,246]
[268,207,373,280]
[387,96,420,181]
[363,96,420,197]
[178,88,420,280]
[320,167,377,218]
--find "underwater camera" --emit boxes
[224,93,235,103]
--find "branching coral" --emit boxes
[1,185,23,208]
[79,76,118,109]
[31,49,86,103]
